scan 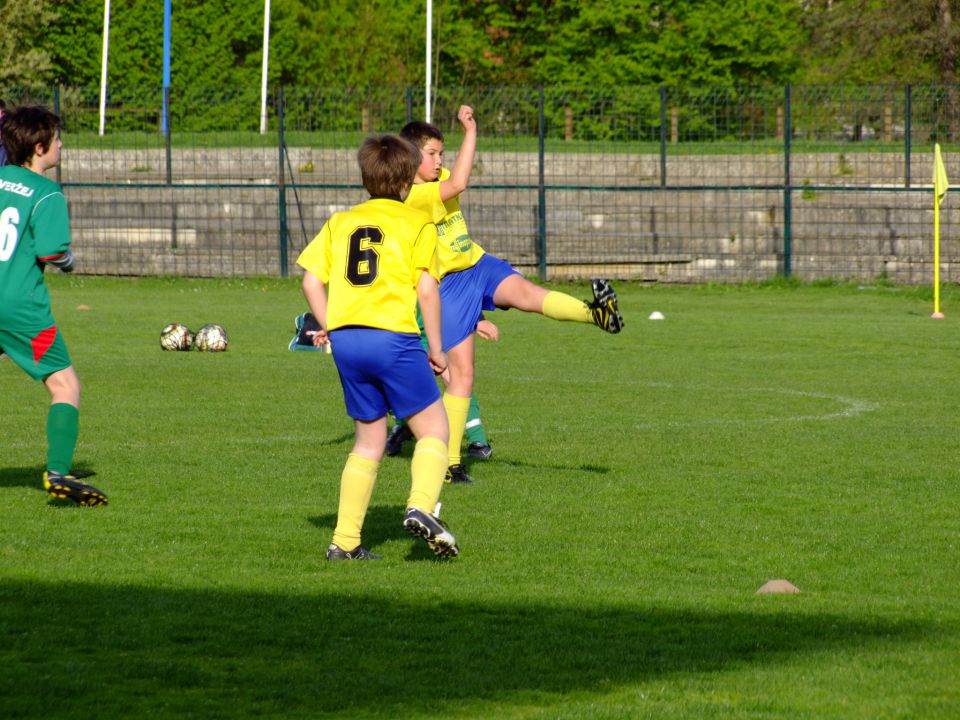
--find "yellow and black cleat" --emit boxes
[43,471,109,507]
[588,278,624,334]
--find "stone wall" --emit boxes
[60,147,957,282]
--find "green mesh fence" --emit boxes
[5,83,957,283]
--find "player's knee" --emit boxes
[45,367,81,403]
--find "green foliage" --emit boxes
[0,0,57,86]
[799,0,960,85]
[531,0,804,88]
[6,0,957,99]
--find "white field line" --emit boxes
[491,382,880,433]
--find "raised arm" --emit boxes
[439,105,476,202]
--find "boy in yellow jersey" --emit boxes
[297,135,458,559]
[401,105,624,484]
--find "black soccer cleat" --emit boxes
[588,278,624,334]
[404,507,459,558]
[325,543,383,560]
[385,423,414,457]
[445,463,473,485]
[466,441,493,460]
[43,471,109,507]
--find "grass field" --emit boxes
[2,276,959,719]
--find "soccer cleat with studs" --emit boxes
[385,422,413,457]
[466,441,493,460]
[588,278,624,334]
[43,471,109,507]
[325,543,383,560]
[404,507,459,558]
[445,463,473,485]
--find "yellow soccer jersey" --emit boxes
[296,198,439,333]
[405,167,485,278]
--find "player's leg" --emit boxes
[325,327,397,560]
[492,273,623,333]
[443,335,475,484]
[465,392,493,460]
[40,351,108,506]
[328,415,386,559]
[404,398,449,512]
[404,399,458,557]
[378,331,458,557]
[43,365,80,475]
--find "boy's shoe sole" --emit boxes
[589,279,624,334]
[43,472,109,507]
[466,442,493,460]
[385,423,414,457]
[325,543,383,560]
[445,463,473,484]
[404,508,459,558]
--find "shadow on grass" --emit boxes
[0,464,98,491]
[383,449,612,476]
[0,577,929,718]
[315,431,355,447]
[496,458,610,474]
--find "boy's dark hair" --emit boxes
[357,135,421,197]
[400,120,444,149]
[0,105,60,167]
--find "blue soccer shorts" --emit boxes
[328,327,441,422]
[439,253,520,351]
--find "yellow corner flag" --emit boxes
[932,144,949,318]
[935,143,949,204]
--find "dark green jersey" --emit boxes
[0,165,71,330]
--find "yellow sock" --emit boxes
[542,290,592,323]
[443,392,471,466]
[331,453,379,552]
[407,436,448,512]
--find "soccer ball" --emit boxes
[193,323,229,352]
[160,323,193,351]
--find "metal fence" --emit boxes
[4,83,960,282]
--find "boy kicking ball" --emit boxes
[401,104,624,484]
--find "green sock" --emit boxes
[464,393,488,445]
[47,403,79,475]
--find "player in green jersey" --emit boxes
[0,105,108,506]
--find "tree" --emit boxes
[268,0,424,88]
[798,0,960,85]
[529,0,804,88]
[0,0,57,87]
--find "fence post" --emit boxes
[783,84,792,278]
[537,85,547,282]
[659,86,667,187]
[164,86,177,249]
[164,86,172,186]
[277,88,289,277]
[905,84,912,188]
[53,85,62,186]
